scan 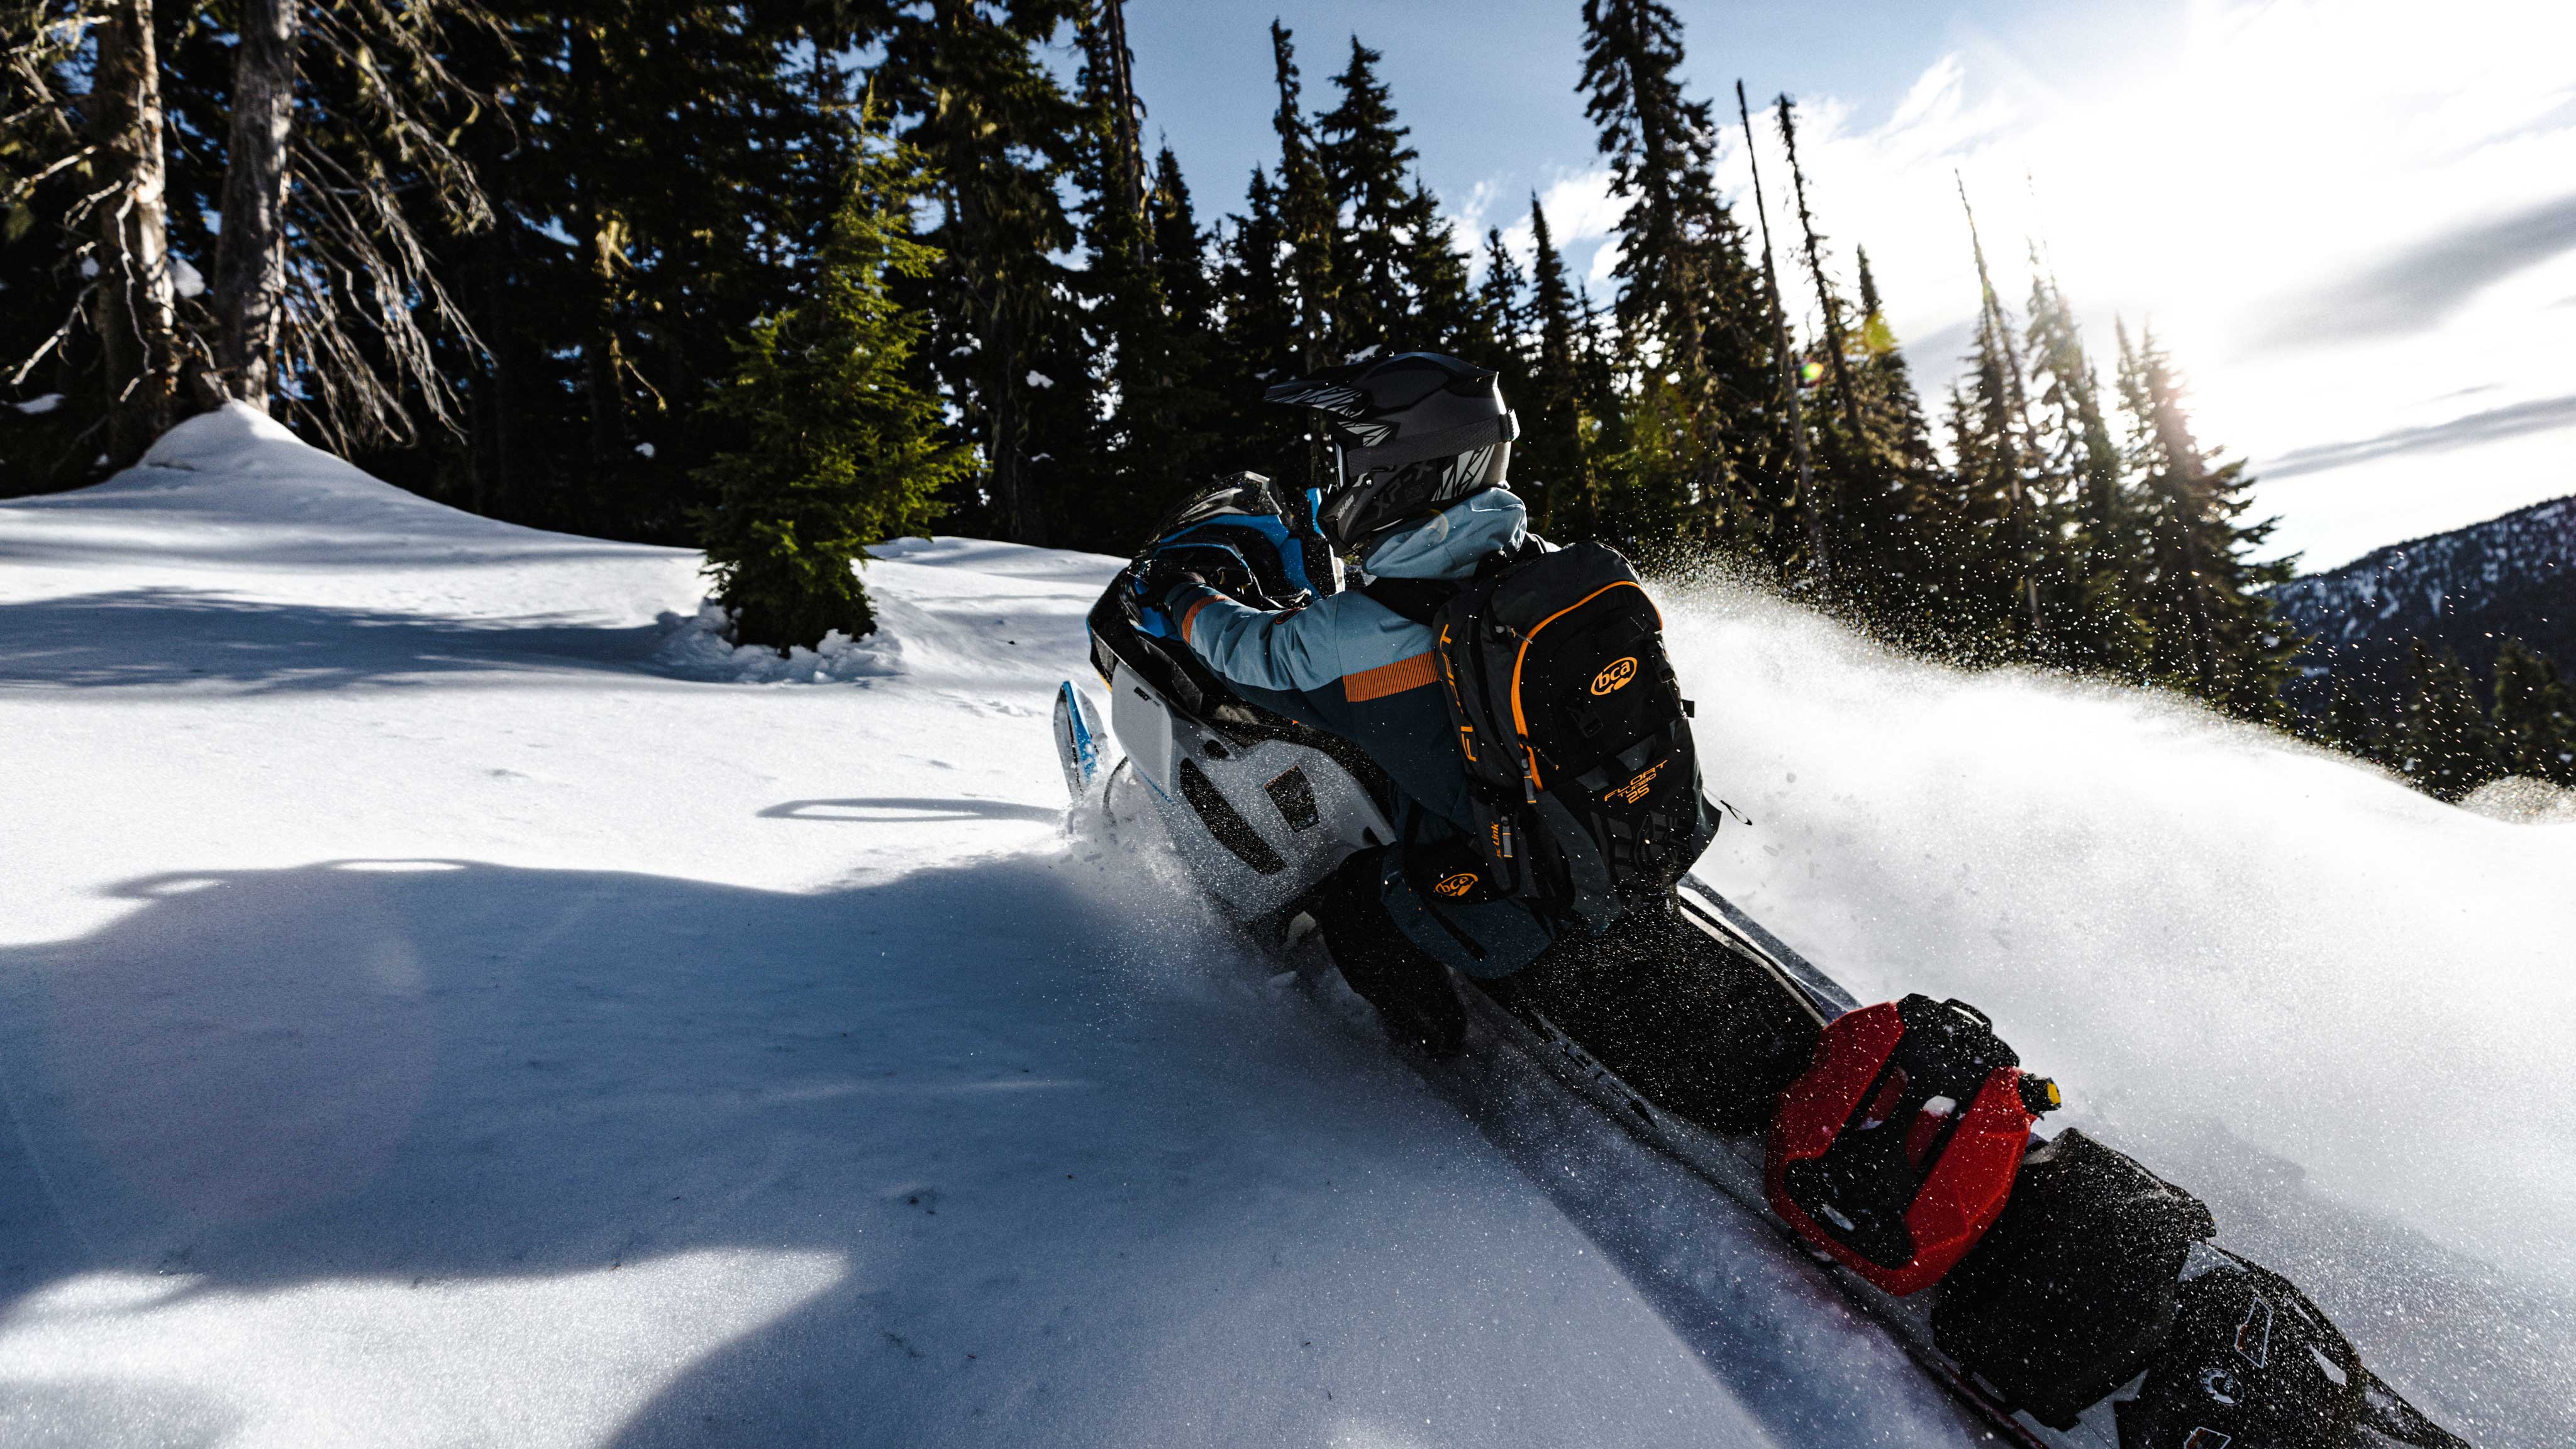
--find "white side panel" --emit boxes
[1109,671,1178,797]
[1147,718,1394,924]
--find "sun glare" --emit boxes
[1697,0,2576,566]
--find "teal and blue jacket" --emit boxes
[1163,489,1558,979]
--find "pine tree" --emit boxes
[1850,250,1936,477]
[697,121,968,650]
[2491,638,2576,786]
[3,0,103,489]
[1269,23,1336,370]
[204,0,496,450]
[431,0,847,536]
[1474,226,1529,365]
[1061,13,1222,550]
[1838,247,1951,635]
[1216,165,1305,479]
[2116,321,2302,718]
[1519,196,1587,533]
[884,0,1086,545]
[1467,225,1533,486]
[1316,36,1411,358]
[2024,262,2145,674]
[1395,175,1478,353]
[1579,0,1707,355]
[2024,266,2121,574]
[1136,145,1231,513]
[1267,21,1338,486]
[1576,0,1780,552]
[1572,282,1627,480]
[0,0,501,467]
[1732,80,1818,577]
[86,0,182,464]
[2391,641,2501,801]
[1151,149,1216,323]
[2316,676,2390,768]
[210,0,300,412]
[1946,199,2045,653]
[1774,95,1865,574]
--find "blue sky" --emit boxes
[1119,1,2576,571]
[1126,0,2163,269]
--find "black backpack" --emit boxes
[1370,540,1716,930]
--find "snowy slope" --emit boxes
[0,407,1970,1448]
[2268,490,2576,706]
[2,408,2565,1447]
[1666,572,2576,1447]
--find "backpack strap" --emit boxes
[1358,575,1457,626]
[1360,535,1541,625]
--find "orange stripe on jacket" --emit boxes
[1180,594,1216,640]
[1342,651,1439,702]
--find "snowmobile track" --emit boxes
[1430,878,2090,1448]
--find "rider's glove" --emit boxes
[1138,544,1238,611]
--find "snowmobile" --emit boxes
[1053,473,2473,1449]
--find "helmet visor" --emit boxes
[1319,441,1511,548]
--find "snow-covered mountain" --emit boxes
[2270,492,2576,704]
[3,406,2568,1447]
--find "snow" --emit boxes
[170,255,204,300]
[1670,571,2576,1446]
[11,394,60,416]
[1,405,2561,1445]
[2461,775,2576,823]
[0,405,1914,1447]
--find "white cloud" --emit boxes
[1465,168,1629,287]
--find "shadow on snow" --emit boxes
[0,589,669,691]
[0,853,2556,1445]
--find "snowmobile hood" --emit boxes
[1359,488,1528,581]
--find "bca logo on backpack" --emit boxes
[1429,541,1715,929]
[1591,657,1637,695]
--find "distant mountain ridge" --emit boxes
[2270,492,2575,708]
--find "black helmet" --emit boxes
[1265,352,1520,548]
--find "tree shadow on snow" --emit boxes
[0,855,2558,1447]
[0,855,1824,1448]
[0,588,666,690]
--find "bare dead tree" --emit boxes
[8,0,503,461]
[3,0,101,404]
[1736,80,1818,576]
[210,0,299,411]
[218,0,502,451]
[6,0,184,464]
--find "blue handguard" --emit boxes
[1128,474,1337,640]
[1131,541,1247,640]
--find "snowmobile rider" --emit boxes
[1136,352,1861,1136]
[1136,353,1574,1055]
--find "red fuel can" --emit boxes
[1765,994,2057,1296]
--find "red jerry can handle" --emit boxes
[1765,996,2058,1296]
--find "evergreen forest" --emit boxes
[8,0,2568,797]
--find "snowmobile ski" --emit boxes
[1052,680,1108,805]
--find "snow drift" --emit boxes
[1663,573,2576,1441]
[0,406,2565,1446]
[0,408,1919,1449]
